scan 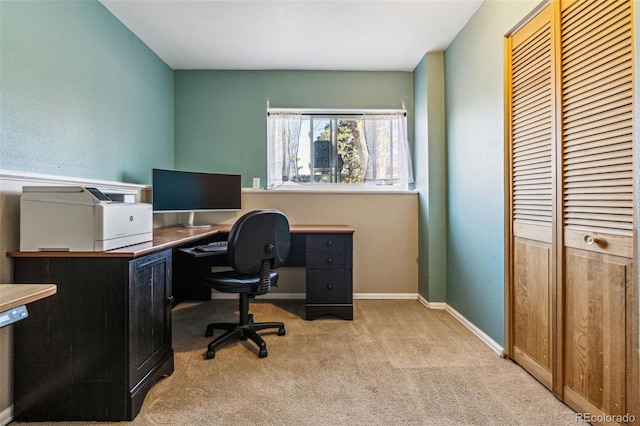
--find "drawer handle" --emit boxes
[326,240,333,247]
[327,283,333,290]
[326,257,333,264]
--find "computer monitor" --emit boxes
[152,168,241,228]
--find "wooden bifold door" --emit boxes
[506,0,638,424]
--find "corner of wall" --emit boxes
[425,53,447,303]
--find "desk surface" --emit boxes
[0,283,57,312]
[7,224,354,259]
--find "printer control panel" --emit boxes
[85,187,112,202]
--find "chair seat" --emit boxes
[202,270,279,293]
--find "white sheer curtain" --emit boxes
[362,112,413,186]
[267,112,302,186]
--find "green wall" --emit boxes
[174,70,414,187]
[414,56,430,299]
[443,0,540,345]
[0,0,174,184]
[413,53,446,303]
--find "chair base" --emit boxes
[204,313,285,359]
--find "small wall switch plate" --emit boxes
[252,178,260,189]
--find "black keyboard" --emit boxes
[194,241,228,252]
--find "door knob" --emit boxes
[584,234,596,245]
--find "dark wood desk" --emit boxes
[7,223,353,422]
[171,224,354,321]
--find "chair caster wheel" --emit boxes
[205,350,215,359]
[205,329,213,337]
[277,327,285,336]
[259,349,268,358]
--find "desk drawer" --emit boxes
[307,269,352,304]
[304,231,353,321]
[309,234,350,252]
[307,251,350,269]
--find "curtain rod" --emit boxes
[267,107,407,116]
[266,100,406,114]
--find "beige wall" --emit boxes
[245,191,413,296]
[155,190,419,296]
[0,172,418,422]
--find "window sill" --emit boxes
[243,187,417,195]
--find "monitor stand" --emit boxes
[182,211,211,229]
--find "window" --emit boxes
[267,109,413,190]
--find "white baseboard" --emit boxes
[0,405,12,426]
[444,304,505,357]
[415,295,504,356]
[417,294,446,309]
[260,293,306,300]
[211,292,420,300]
[354,293,418,300]
[211,292,306,300]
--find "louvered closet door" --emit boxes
[559,0,637,421]
[507,5,555,390]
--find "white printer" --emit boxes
[20,186,153,252]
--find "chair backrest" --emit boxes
[227,209,291,275]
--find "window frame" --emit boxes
[267,108,412,192]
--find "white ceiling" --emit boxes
[99,0,483,71]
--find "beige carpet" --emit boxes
[12,299,578,425]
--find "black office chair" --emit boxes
[200,209,290,359]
